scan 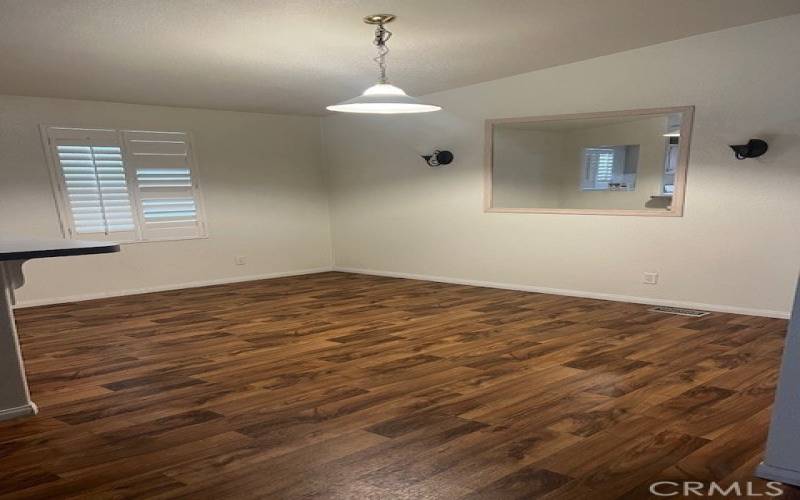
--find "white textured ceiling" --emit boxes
[1,0,798,116]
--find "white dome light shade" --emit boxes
[327,84,441,114]
[362,84,405,96]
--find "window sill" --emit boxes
[117,234,210,245]
[66,233,209,246]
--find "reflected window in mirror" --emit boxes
[581,145,638,191]
[485,106,693,216]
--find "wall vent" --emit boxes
[649,306,711,317]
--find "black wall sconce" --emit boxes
[421,150,454,167]
[730,139,768,160]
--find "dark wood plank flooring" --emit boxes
[0,272,789,499]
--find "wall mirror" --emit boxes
[485,106,693,216]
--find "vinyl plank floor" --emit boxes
[0,272,789,498]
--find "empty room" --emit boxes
[1,1,800,498]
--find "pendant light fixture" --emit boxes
[327,14,441,114]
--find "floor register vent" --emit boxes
[648,306,711,317]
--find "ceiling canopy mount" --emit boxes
[363,14,395,25]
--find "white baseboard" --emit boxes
[333,266,790,319]
[13,265,789,319]
[756,462,800,487]
[0,402,38,422]
[14,267,333,309]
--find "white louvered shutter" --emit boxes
[582,147,616,190]
[45,127,138,241]
[122,131,207,241]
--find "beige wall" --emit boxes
[322,15,800,317]
[0,96,332,305]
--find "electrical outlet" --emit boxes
[643,272,658,285]
[234,256,246,266]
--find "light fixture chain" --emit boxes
[373,22,392,84]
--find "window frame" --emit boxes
[40,125,209,244]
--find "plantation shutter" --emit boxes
[122,130,207,241]
[45,127,138,242]
[582,147,617,190]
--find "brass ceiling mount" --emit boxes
[363,14,395,25]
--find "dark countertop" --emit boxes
[0,239,120,261]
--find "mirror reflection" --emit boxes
[489,108,691,214]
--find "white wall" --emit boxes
[322,15,800,317]
[0,96,332,305]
